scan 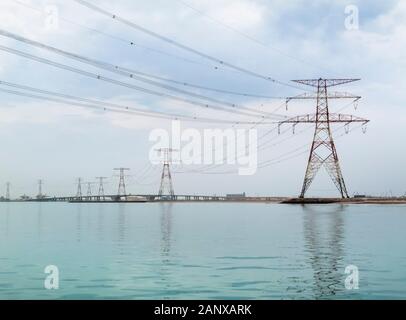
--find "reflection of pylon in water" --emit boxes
[156,148,178,199]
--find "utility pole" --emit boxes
[279,78,369,198]
[96,177,107,200]
[76,178,83,199]
[156,148,178,200]
[5,182,10,201]
[114,168,130,197]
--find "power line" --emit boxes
[174,0,338,75]
[0,80,280,125]
[0,30,287,119]
[8,0,214,69]
[73,0,309,91]
[179,123,364,175]
[175,101,361,174]
[0,44,282,119]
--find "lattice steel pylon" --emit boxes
[156,148,178,199]
[5,182,10,200]
[96,177,107,199]
[86,182,94,198]
[279,78,369,198]
[76,178,83,198]
[114,168,130,196]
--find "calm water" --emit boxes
[0,202,405,300]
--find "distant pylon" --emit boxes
[5,182,10,200]
[96,177,107,199]
[86,182,94,198]
[114,168,130,196]
[279,78,369,198]
[76,178,83,198]
[156,148,178,199]
[37,179,43,199]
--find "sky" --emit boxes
[0,0,405,198]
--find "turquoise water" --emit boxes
[0,202,405,300]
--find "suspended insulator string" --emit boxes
[73,0,310,92]
[0,30,287,119]
[0,45,278,119]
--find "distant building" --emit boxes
[226,192,246,198]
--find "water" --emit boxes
[0,202,405,300]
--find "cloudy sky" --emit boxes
[0,0,405,198]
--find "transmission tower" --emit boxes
[5,182,10,201]
[114,168,130,196]
[96,177,107,199]
[37,179,43,199]
[86,182,94,198]
[279,78,369,198]
[76,178,83,198]
[156,148,178,199]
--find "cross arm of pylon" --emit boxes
[278,113,369,134]
[292,78,360,88]
[286,92,361,102]
[285,91,361,110]
[279,113,369,124]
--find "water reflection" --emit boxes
[117,204,127,256]
[76,204,82,242]
[303,204,346,299]
[160,203,173,259]
[3,203,10,238]
[37,203,43,240]
[96,204,105,241]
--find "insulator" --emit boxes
[278,125,281,135]
[362,124,367,134]
[345,124,350,134]
[285,100,289,111]
[292,124,296,134]
[354,100,359,110]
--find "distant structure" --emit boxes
[279,78,369,198]
[76,178,83,198]
[156,148,178,199]
[226,192,246,199]
[96,177,107,200]
[5,182,10,201]
[114,168,130,197]
[86,182,94,198]
[37,179,45,199]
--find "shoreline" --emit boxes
[1,197,406,205]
